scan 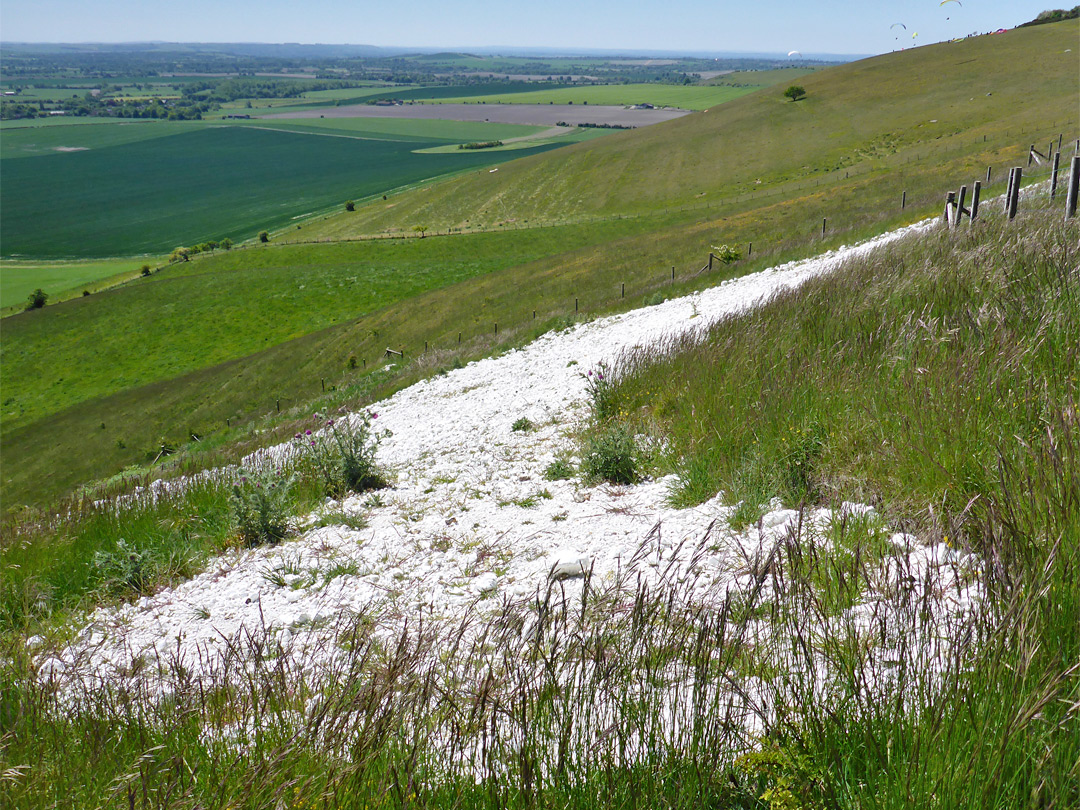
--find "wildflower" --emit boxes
[305,430,312,435]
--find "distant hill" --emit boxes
[1019,7,1079,26]
[0,42,399,58]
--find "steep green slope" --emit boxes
[304,22,1077,237]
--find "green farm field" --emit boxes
[0,257,161,310]
[0,123,569,258]
[313,24,1079,235]
[0,120,203,158]
[701,66,821,86]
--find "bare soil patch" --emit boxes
[263,103,693,128]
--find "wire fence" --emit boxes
[199,122,1080,427]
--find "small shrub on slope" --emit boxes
[293,411,388,498]
[581,422,640,485]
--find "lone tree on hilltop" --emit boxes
[784,85,807,102]
[25,288,47,310]
[345,200,355,211]
[259,231,270,243]
[412,224,429,238]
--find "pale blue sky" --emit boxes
[0,1,1067,56]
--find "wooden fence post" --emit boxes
[1028,145,1034,166]
[956,186,968,225]
[1007,167,1022,220]
[944,191,956,226]
[1050,151,1061,199]
[902,190,907,210]
[821,218,827,238]
[986,166,992,184]
[621,283,625,298]
[970,181,981,223]
[276,399,280,413]
[1066,155,1080,220]
[575,298,578,312]
[1003,168,1015,213]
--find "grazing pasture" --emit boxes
[0,217,651,433]
[2,21,1076,510]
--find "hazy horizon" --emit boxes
[0,1,1062,57]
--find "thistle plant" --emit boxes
[231,466,294,546]
[293,410,388,498]
[582,362,620,422]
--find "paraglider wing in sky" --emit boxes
[787,50,802,57]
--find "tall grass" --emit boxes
[610,201,1077,535]
[0,415,385,635]
[3,487,1074,807]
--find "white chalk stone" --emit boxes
[548,552,591,580]
[472,572,498,595]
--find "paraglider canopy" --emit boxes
[787,50,802,58]
[890,22,907,30]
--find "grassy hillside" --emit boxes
[310,22,1077,235]
[2,21,1077,510]
[0,218,655,431]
